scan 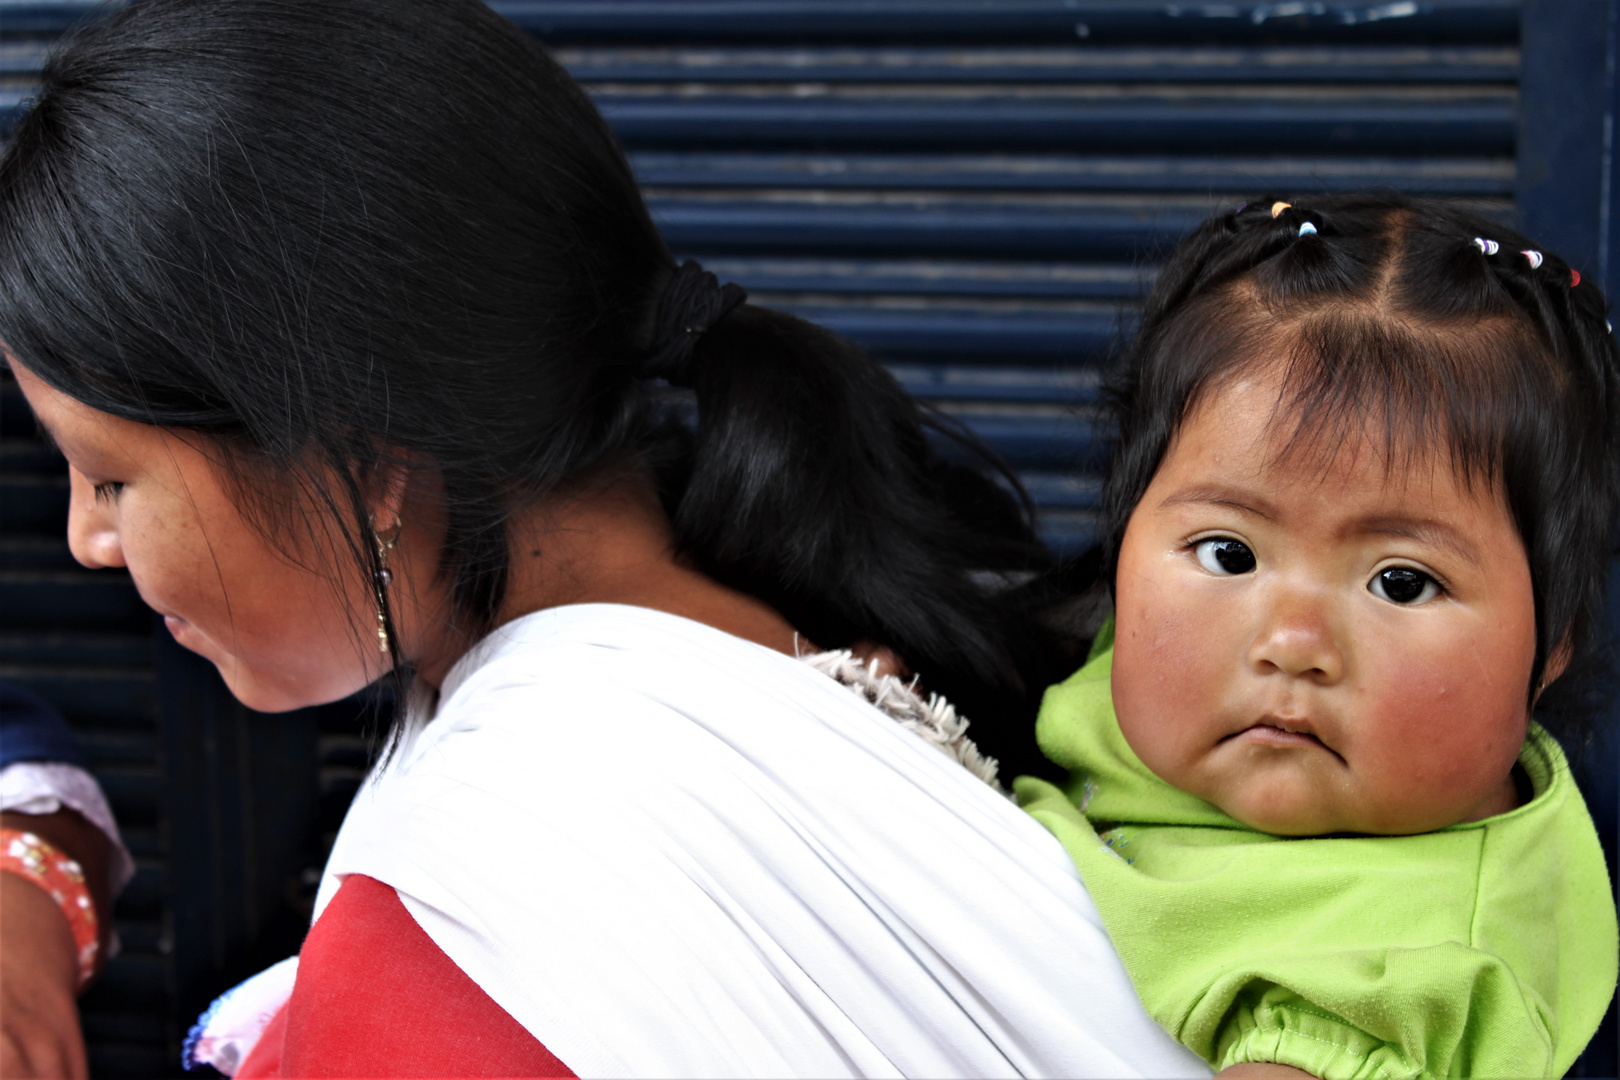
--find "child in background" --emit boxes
[1018,193,1619,1079]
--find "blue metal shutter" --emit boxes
[512,0,1518,556]
[0,2,1527,1076]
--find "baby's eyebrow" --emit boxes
[1158,487,1277,519]
[1354,518,1482,568]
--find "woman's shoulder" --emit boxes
[414,602,986,767]
[413,603,855,754]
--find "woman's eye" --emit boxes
[1193,538,1256,576]
[1369,566,1440,605]
[92,481,125,503]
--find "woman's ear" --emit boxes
[365,458,413,533]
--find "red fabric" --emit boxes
[237,1002,287,1078]
[238,874,575,1078]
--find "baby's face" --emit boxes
[1111,371,1536,836]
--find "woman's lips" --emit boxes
[163,614,189,638]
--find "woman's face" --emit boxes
[10,358,386,712]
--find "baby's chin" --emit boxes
[1214,793,1355,838]
[1210,782,1505,838]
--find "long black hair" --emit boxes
[0,0,1067,774]
[1103,192,1620,736]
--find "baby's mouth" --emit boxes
[1222,717,1331,752]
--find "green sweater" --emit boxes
[1016,629,1618,1079]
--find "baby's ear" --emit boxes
[1535,634,1575,700]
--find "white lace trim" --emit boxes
[800,650,1002,791]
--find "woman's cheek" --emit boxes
[119,497,227,635]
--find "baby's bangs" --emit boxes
[1247,310,1561,496]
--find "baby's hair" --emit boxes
[1104,192,1620,732]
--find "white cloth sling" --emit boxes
[310,604,1209,1079]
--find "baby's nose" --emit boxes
[1248,595,1344,683]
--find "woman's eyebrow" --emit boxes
[1157,486,1277,519]
[1354,517,1483,567]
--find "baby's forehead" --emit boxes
[1179,350,1505,491]
[1168,372,1506,511]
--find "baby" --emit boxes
[1018,193,1619,1079]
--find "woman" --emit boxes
[0,1,1208,1075]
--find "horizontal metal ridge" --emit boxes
[0,535,81,570]
[0,42,1524,82]
[630,151,1515,194]
[650,193,1216,258]
[0,437,64,471]
[1037,508,1102,553]
[1017,470,1104,508]
[0,574,151,631]
[0,664,157,727]
[590,82,1517,102]
[79,1009,170,1048]
[598,95,1514,154]
[2,471,69,532]
[76,728,158,765]
[767,297,1131,360]
[0,382,37,435]
[489,1,1520,44]
[81,949,167,1004]
[891,363,1102,402]
[0,630,152,666]
[0,1,1520,43]
[697,256,1150,299]
[556,45,1517,83]
[933,401,1106,468]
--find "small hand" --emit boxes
[0,872,87,1079]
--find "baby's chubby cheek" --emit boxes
[1348,628,1528,821]
[1110,572,1232,771]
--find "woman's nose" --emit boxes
[66,468,126,569]
[1248,589,1344,683]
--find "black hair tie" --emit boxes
[641,260,748,385]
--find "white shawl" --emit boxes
[308,604,1207,1079]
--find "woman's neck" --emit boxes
[402,475,803,689]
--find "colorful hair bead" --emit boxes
[1298,222,1317,237]
[1571,269,1581,287]
[1270,201,1292,218]
[1523,250,1544,269]
[1473,238,1500,256]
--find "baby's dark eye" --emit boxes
[1193,538,1256,576]
[92,481,125,504]
[1369,567,1440,605]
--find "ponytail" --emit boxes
[644,267,1069,774]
